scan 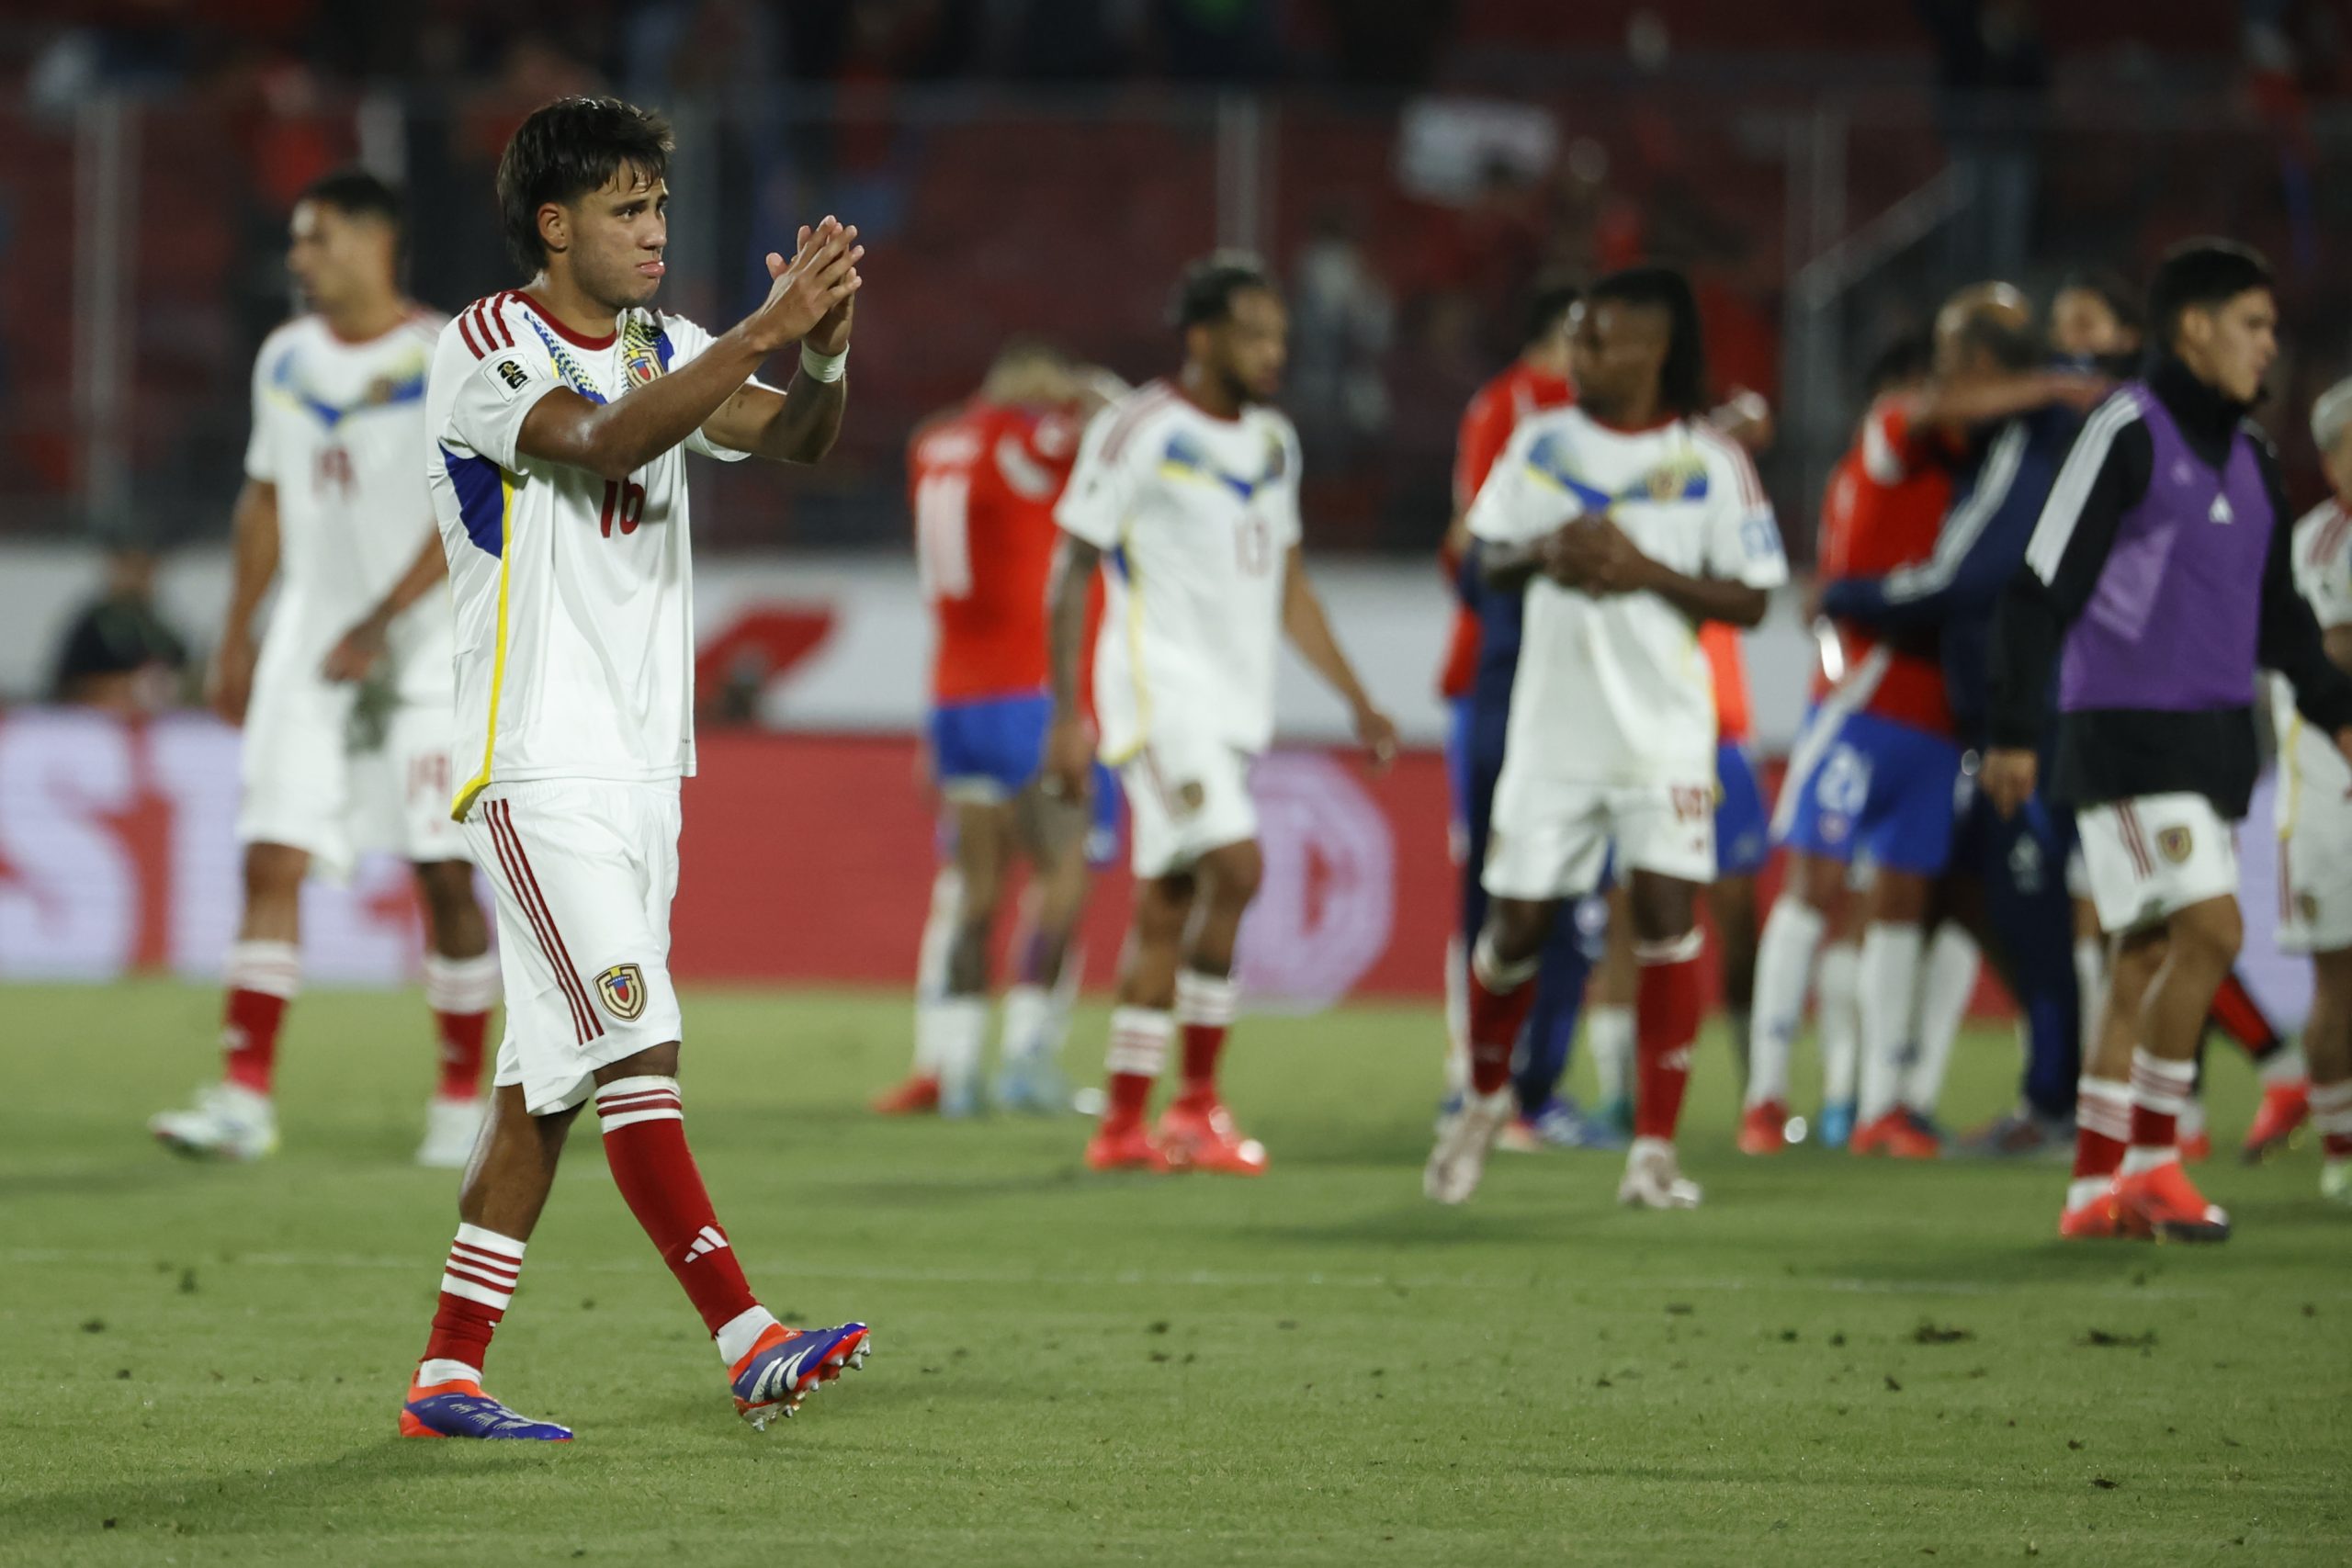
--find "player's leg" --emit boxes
[1815,898,1863,1149]
[1588,884,1638,1132]
[1900,918,1981,1130]
[1609,778,1715,1208]
[1746,850,1847,1153]
[931,796,1018,1115]
[1442,692,1486,1103]
[2303,947,2352,1203]
[1154,835,1266,1171]
[991,775,1100,1112]
[1503,897,1608,1149]
[878,861,960,1113]
[413,856,500,1168]
[2061,925,2159,1236]
[1711,739,1772,1087]
[2209,965,2310,1159]
[1088,869,1195,1170]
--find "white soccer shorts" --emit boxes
[462,778,685,1114]
[1482,770,1716,902]
[2278,785,2352,953]
[1120,732,1258,880]
[2075,793,2239,936]
[238,662,467,876]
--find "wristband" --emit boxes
[799,343,848,383]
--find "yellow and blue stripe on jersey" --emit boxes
[442,444,517,820]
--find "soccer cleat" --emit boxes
[414,1096,485,1169]
[1156,1096,1267,1175]
[939,1064,982,1120]
[1738,1100,1789,1156]
[399,1378,572,1440]
[150,1082,278,1161]
[1816,1100,1858,1152]
[1424,1088,1513,1204]
[1522,1095,1627,1150]
[1617,1138,1702,1209]
[2240,1079,2310,1164]
[1851,1109,1938,1160]
[2110,1160,2231,1243]
[2057,1190,2128,1240]
[991,1053,1076,1116]
[871,1074,941,1115]
[1957,1104,2075,1160]
[1084,1120,1182,1173]
[729,1321,872,1431]
[2322,1159,2352,1207]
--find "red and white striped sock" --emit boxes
[2311,1078,2352,1162]
[220,940,300,1095]
[423,952,500,1102]
[2122,1048,2196,1176]
[1175,970,1238,1101]
[1634,931,1705,1141]
[594,1077,766,1354]
[1465,931,1539,1097]
[2068,1076,2132,1210]
[1102,1008,1172,1131]
[416,1223,525,1386]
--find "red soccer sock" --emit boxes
[2310,1079,2352,1159]
[1633,933,1705,1140]
[418,1224,526,1380]
[595,1077,757,1337]
[424,952,501,1101]
[1465,935,1539,1096]
[220,940,300,1094]
[2208,969,2283,1062]
[1175,970,1237,1100]
[1102,1008,1172,1131]
[2072,1075,2131,1190]
[2125,1048,2195,1166]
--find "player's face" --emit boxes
[556,167,669,311]
[2324,429,2352,508]
[1204,288,1288,404]
[2182,288,2278,405]
[1567,299,1667,419]
[2049,288,2132,359]
[285,200,384,314]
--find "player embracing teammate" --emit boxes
[1426,265,1786,1207]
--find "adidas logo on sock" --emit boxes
[683,1225,729,1263]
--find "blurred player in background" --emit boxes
[398,97,872,1440]
[876,341,1122,1117]
[1427,265,1784,1208]
[1046,252,1397,1175]
[2267,375,2352,1204]
[149,170,499,1170]
[1987,240,2352,1241]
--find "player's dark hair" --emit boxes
[1587,265,1707,414]
[1863,332,1933,400]
[1169,251,1277,332]
[1519,278,1581,352]
[496,96,674,277]
[2057,267,2142,336]
[2147,239,2273,353]
[299,167,404,237]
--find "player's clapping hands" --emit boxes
[1543,514,1654,595]
[748,217,863,355]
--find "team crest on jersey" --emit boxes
[596,964,649,1021]
[621,316,666,387]
[1641,453,1711,503]
[2156,825,2194,864]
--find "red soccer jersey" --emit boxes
[1817,395,1956,734]
[1438,362,1577,698]
[910,398,1082,705]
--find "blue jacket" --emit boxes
[1818,399,2082,748]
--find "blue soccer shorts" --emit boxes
[929,691,1121,866]
[1771,708,1963,876]
[1714,739,1770,878]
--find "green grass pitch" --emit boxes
[3,980,2347,1566]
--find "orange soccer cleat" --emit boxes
[1085,1120,1183,1173]
[1851,1109,1939,1160]
[1738,1100,1789,1156]
[871,1074,941,1115]
[2057,1188,2128,1240]
[2179,1128,2212,1164]
[2240,1079,2310,1164]
[2110,1159,2231,1242]
[1156,1094,1269,1176]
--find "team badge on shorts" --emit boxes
[2301,892,2322,926]
[2156,826,2193,864]
[596,964,649,1022]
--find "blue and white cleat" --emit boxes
[991,1053,1075,1115]
[1817,1100,1858,1152]
[399,1378,572,1440]
[729,1321,873,1431]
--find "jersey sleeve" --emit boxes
[1701,434,1788,589]
[665,315,756,464]
[243,333,289,484]
[1054,399,1146,548]
[439,300,563,469]
[1267,416,1305,548]
[1452,388,1511,514]
[1860,394,1926,485]
[2296,509,2352,629]
[1464,418,1563,547]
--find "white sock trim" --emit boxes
[2064,1177,2111,1211]
[1105,1007,1173,1077]
[2120,1145,2178,1176]
[596,1075,684,1133]
[415,1358,481,1387]
[1174,969,1239,1027]
[1471,930,1540,993]
[715,1304,781,1367]
[2076,1076,2133,1142]
[423,951,503,1013]
[1634,929,1705,966]
[2128,1047,2196,1116]
[2310,1078,2352,1133]
[440,1225,524,1310]
[226,940,302,999]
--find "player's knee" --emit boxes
[1626,880,1696,945]
[243,841,308,901]
[1203,841,1263,910]
[2172,900,2243,972]
[414,861,479,923]
[1485,900,1551,964]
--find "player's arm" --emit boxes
[1911,367,2111,431]
[696,232,855,464]
[1823,419,2038,632]
[1982,412,2151,813]
[322,532,448,684]
[208,479,278,724]
[2253,451,2352,756]
[1281,543,1398,769]
[514,220,861,481]
[1041,535,1102,797]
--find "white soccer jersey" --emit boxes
[2274,498,2352,825]
[1056,379,1302,761]
[1468,407,1785,785]
[424,290,752,820]
[244,310,452,702]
